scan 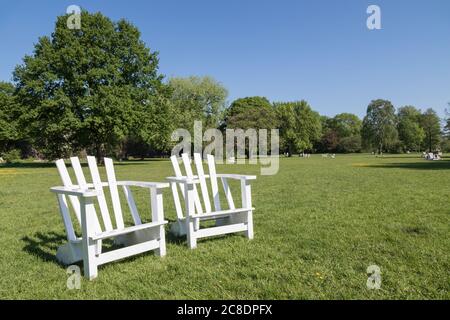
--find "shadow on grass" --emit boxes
[365,160,450,170]
[21,231,66,266]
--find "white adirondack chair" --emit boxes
[167,153,256,249]
[50,156,169,280]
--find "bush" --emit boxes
[2,149,21,163]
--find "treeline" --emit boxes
[0,11,448,162]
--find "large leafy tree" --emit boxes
[329,113,362,138]
[224,97,278,130]
[420,108,441,152]
[275,100,322,154]
[168,76,228,131]
[362,99,398,154]
[0,82,24,154]
[13,11,172,160]
[317,113,361,153]
[397,106,425,152]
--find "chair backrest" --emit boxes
[170,153,235,219]
[55,156,133,235]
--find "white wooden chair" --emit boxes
[167,153,256,249]
[50,156,169,280]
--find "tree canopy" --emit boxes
[275,100,322,154]
[168,76,228,131]
[397,106,425,152]
[362,99,398,154]
[13,11,172,160]
[420,108,441,152]
[224,96,278,130]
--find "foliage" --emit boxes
[2,149,21,163]
[362,99,398,154]
[225,96,278,130]
[0,82,25,153]
[397,106,425,152]
[420,108,441,152]
[13,11,172,160]
[275,100,322,154]
[337,135,362,153]
[168,76,228,131]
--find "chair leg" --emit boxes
[186,218,197,249]
[82,239,98,280]
[246,210,254,240]
[156,225,166,257]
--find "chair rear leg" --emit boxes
[246,210,254,240]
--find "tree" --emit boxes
[225,97,278,130]
[316,113,361,153]
[338,135,362,153]
[397,106,424,152]
[362,99,398,154]
[420,108,441,152]
[275,100,322,154]
[168,76,228,131]
[330,113,362,138]
[13,10,172,161]
[0,82,26,155]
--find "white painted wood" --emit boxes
[151,188,166,256]
[96,240,160,266]
[184,182,197,249]
[104,158,124,230]
[69,157,102,233]
[181,153,203,214]
[196,223,247,239]
[80,196,98,280]
[56,194,77,242]
[207,154,221,211]
[190,207,254,219]
[90,221,167,241]
[170,155,185,198]
[87,156,113,232]
[170,182,184,220]
[167,153,256,248]
[193,153,212,213]
[52,156,169,280]
[122,185,142,225]
[70,157,87,187]
[55,159,81,224]
[221,177,235,210]
[241,180,254,239]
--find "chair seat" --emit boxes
[90,220,168,241]
[190,207,254,220]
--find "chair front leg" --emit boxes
[151,188,166,257]
[241,179,254,240]
[184,183,197,249]
[80,196,98,280]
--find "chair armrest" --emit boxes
[216,174,257,181]
[166,176,201,185]
[50,186,98,198]
[117,181,169,189]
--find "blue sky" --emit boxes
[1,0,449,118]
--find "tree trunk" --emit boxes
[96,144,105,165]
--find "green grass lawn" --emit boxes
[0,154,449,299]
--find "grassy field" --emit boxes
[0,154,449,299]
